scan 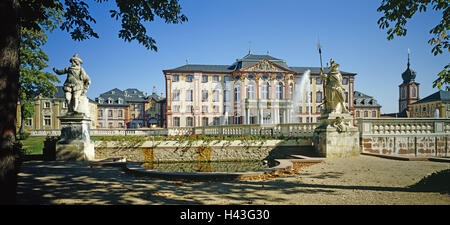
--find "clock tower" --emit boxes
[399,49,420,113]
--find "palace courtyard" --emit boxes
[16,155,449,205]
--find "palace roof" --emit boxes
[164,53,356,75]
[353,91,381,107]
[411,90,450,105]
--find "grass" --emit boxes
[20,136,45,155]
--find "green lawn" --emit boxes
[20,136,45,155]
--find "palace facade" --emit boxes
[163,53,357,128]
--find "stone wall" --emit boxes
[359,118,449,157]
[94,139,314,162]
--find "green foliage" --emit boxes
[377,0,449,90]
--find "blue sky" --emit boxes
[43,0,448,113]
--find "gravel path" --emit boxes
[16,155,450,205]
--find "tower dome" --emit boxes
[402,49,416,83]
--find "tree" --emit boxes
[0,0,187,204]
[377,0,449,90]
[18,10,62,135]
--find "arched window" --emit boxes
[234,86,240,101]
[247,82,255,99]
[412,86,417,97]
[262,82,270,99]
[276,82,283,99]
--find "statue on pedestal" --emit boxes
[53,54,94,161]
[53,54,91,115]
[320,58,348,114]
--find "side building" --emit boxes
[17,86,97,132]
[95,88,166,128]
[408,90,450,118]
[163,52,357,128]
[353,91,381,118]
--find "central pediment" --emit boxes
[240,59,293,73]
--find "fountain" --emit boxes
[292,69,312,123]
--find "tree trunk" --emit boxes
[0,0,20,205]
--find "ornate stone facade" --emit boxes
[163,53,357,128]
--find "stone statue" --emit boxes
[320,59,348,114]
[53,54,91,115]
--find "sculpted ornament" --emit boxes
[53,54,91,115]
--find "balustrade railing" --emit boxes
[358,118,450,136]
[29,123,319,137]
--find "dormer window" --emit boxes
[107,98,112,104]
[118,98,123,104]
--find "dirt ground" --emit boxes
[16,155,450,205]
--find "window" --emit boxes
[186,75,193,82]
[173,105,180,113]
[186,90,193,101]
[372,111,376,117]
[213,90,219,102]
[289,84,294,99]
[316,91,323,103]
[44,115,51,126]
[62,102,68,108]
[202,90,208,102]
[118,122,123,128]
[109,122,113,128]
[247,82,255,99]
[202,117,209,126]
[234,86,240,101]
[412,86,417,97]
[213,75,220,82]
[224,90,230,102]
[173,117,180,127]
[316,77,323,84]
[316,105,322,113]
[202,105,208,113]
[108,110,113,118]
[25,118,32,126]
[150,103,156,111]
[172,75,179,82]
[186,117,193,127]
[345,92,349,103]
[98,110,103,118]
[276,82,283,99]
[213,117,220,125]
[342,77,348,85]
[173,90,180,101]
[107,98,112,104]
[44,102,51,108]
[118,98,123,104]
[262,82,270,99]
[202,75,208,83]
[98,122,103,128]
[186,105,193,113]
[224,76,231,82]
[224,105,231,113]
[213,105,219,113]
[364,111,368,117]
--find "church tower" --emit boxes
[399,49,420,113]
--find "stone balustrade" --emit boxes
[30,123,319,137]
[358,118,450,157]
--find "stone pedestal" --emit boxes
[56,113,95,161]
[313,112,360,158]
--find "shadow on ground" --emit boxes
[16,161,449,205]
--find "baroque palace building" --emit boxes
[163,52,357,128]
